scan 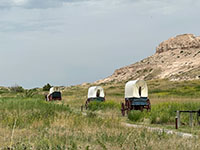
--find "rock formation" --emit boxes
[156,34,200,53]
[96,34,200,84]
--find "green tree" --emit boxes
[43,83,52,91]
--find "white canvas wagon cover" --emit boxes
[49,87,61,95]
[125,80,148,98]
[88,86,105,98]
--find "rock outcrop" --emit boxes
[156,34,200,53]
[96,34,200,84]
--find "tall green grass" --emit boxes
[1,80,200,149]
[148,79,200,98]
[0,98,71,128]
[128,102,200,124]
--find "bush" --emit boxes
[43,83,52,91]
[88,101,120,111]
[128,111,146,122]
[0,88,9,94]
[10,84,24,93]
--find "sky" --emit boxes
[0,0,200,88]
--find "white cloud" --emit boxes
[12,0,27,5]
[0,0,199,10]
[0,0,200,88]
[0,0,91,9]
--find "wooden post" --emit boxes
[189,112,193,127]
[176,111,180,128]
[175,116,178,129]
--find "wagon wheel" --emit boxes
[45,95,48,101]
[81,105,84,112]
[126,100,131,115]
[85,100,89,110]
[85,99,91,110]
[49,95,52,101]
[121,103,126,116]
[147,99,151,112]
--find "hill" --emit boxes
[96,34,200,84]
[0,34,200,149]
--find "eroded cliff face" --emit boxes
[96,34,200,84]
[156,34,200,53]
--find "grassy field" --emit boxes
[0,79,200,149]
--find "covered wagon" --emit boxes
[46,87,62,101]
[85,86,105,109]
[121,80,151,116]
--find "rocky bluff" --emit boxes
[96,34,200,84]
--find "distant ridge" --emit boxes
[96,34,200,84]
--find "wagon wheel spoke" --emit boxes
[85,100,89,110]
[146,99,151,112]
[126,100,131,115]
[121,103,126,116]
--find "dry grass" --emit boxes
[0,79,200,149]
[1,112,200,150]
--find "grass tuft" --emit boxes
[87,101,120,111]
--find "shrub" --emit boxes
[88,101,120,111]
[0,89,9,94]
[128,111,146,122]
[43,83,52,91]
[10,84,24,93]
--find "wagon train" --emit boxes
[85,86,105,109]
[121,80,151,116]
[45,87,62,101]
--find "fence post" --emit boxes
[176,111,180,128]
[175,116,178,129]
[189,112,193,127]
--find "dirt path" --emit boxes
[81,110,198,138]
[123,123,197,138]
